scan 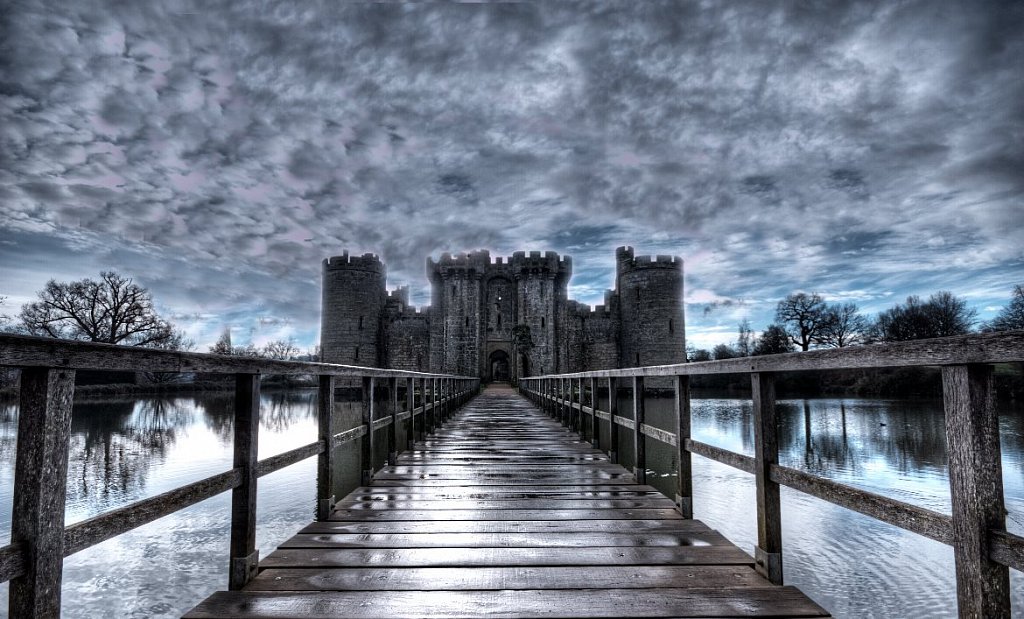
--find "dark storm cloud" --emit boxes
[2,0,1022,350]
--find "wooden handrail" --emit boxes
[0,334,480,618]
[518,328,1024,618]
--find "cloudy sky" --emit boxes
[2,1,1022,352]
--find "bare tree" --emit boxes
[0,296,10,331]
[984,284,1024,332]
[19,271,181,347]
[736,319,753,356]
[143,331,197,383]
[775,292,828,351]
[209,328,234,355]
[208,327,261,357]
[815,302,869,348]
[263,338,300,360]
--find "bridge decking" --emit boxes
[185,385,829,618]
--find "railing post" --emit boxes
[444,378,450,420]
[632,376,646,484]
[316,375,335,521]
[573,378,581,432]
[9,367,75,619]
[361,376,375,486]
[752,372,782,585]
[579,378,588,442]
[675,375,693,518]
[229,373,260,590]
[430,377,438,433]
[388,377,399,465]
[589,377,599,448]
[416,377,425,442]
[942,364,1009,618]
[607,377,618,464]
[405,377,415,451]
[558,378,564,425]
[566,378,573,429]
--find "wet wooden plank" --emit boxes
[331,497,680,510]
[300,519,716,535]
[261,545,754,568]
[188,384,830,618]
[184,588,830,618]
[328,508,684,521]
[279,530,734,549]
[246,565,769,591]
[344,487,665,500]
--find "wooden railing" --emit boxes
[519,329,1024,619]
[0,333,479,619]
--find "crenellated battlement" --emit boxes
[509,250,572,278]
[324,250,386,275]
[387,285,410,306]
[324,245,684,377]
[427,249,492,280]
[616,245,681,274]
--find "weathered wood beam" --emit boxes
[675,375,693,518]
[942,364,1009,618]
[9,367,75,619]
[317,375,335,521]
[228,373,260,590]
[752,372,783,585]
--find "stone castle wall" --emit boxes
[320,247,684,378]
[321,251,386,367]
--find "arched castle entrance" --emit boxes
[489,350,510,382]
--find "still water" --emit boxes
[0,388,1020,617]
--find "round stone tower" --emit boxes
[320,251,386,366]
[615,246,685,367]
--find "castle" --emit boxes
[320,247,684,381]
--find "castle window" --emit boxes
[497,314,502,328]
[465,316,469,327]
[541,282,545,298]
[541,317,546,329]
[452,285,456,297]
[354,346,360,361]
[635,288,641,301]
[358,315,364,330]
[636,353,640,365]
[669,319,673,334]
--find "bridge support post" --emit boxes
[573,378,581,437]
[317,375,335,520]
[674,375,693,518]
[752,372,782,585]
[388,377,398,465]
[361,377,375,486]
[405,378,415,451]
[632,376,646,484]
[607,377,618,464]
[942,364,1010,618]
[589,377,599,448]
[229,373,260,590]
[561,377,569,426]
[9,367,75,619]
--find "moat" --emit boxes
[0,388,1021,618]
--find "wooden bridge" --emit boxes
[185,384,828,618]
[2,330,1024,617]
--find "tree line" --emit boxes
[0,271,309,362]
[689,285,1024,362]
[3,270,1022,368]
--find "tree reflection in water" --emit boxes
[196,389,317,445]
[66,397,194,510]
